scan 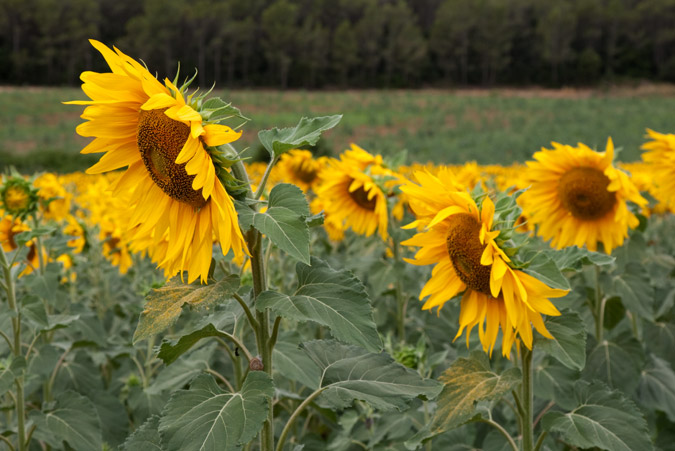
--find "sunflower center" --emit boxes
[446,213,492,295]
[557,167,616,220]
[349,186,377,211]
[4,186,30,212]
[137,109,207,209]
[295,165,318,184]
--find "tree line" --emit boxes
[1,0,675,88]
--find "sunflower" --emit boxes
[34,173,72,221]
[317,144,397,240]
[0,215,45,277]
[641,129,675,211]
[66,40,247,283]
[519,139,647,253]
[401,170,568,358]
[276,149,325,193]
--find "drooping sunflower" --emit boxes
[518,139,647,253]
[641,129,675,211]
[317,144,398,240]
[401,170,568,358]
[276,149,325,193]
[66,40,247,283]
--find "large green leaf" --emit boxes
[543,246,615,271]
[273,341,322,390]
[122,415,162,451]
[29,390,103,451]
[533,355,579,405]
[612,263,654,321]
[159,372,274,451]
[534,310,586,371]
[301,340,442,411]
[133,275,240,343]
[268,183,310,216]
[584,331,644,393]
[523,254,570,290]
[637,354,675,422]
[148,344,215,394]
[542,380,653,451]
[256,258,382,352]
[157,323,237,365]
[429,351,521,434]
[258,115,342,158]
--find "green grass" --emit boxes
[2,86,675,173]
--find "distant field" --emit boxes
[2,85,675,172]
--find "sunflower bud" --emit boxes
[0,176,38,218]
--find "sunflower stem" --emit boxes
[594,265,604,342]
[520,343,534,451]
[255,155,279,200]
[1,246,27,451]
[231,151,275,451]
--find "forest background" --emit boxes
[2,0,675,89]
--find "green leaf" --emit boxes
[268,183,310,216]
[533,355,579,404]
[122,415,162,451]
[14,227,57,246]
[159,372,274,451]
[0,356,25,396]
[542,380,653,451]
[254,206,310,264]
[534,310,586,371]
[584,331,644,394]
[157,323,233,365]
[613,263,654,321]
[200,97,250,122]
[133,275,240,343]
[301,340,442,411]
[29,390,103,451]
[637,355,675,422]
[544,246,615,271]
[273,341,321,390]
[258,115,342,158]
[148,345,215,394]
[429,351,521,434]
[523,254,570,290]
[256,258,382,352]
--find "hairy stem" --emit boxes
[521,343,534,451]
[477,418,519,451]
[276,388,325,451]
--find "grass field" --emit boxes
[2,85,675,172]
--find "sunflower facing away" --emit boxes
[401,169,568,358]
[641,129,675,211]
[276,149,325,193]
[317,144,398,240]
[518,138,647,253]
[66,40,247,283]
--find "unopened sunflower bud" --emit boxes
[249,356,264,371]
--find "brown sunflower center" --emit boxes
[557,167,616,220]
[446,213,492,295]
[349,185,377,211]
[295,165,318,184]
[137,109,207,209]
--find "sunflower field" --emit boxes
[1,41,675,451]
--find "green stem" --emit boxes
[230,154,275,451]
[233,292,259,330]
[276,388,325,451]
[521,343,534,451]
[477,418,519,451]
[533,431,548,451]
[255,155,279,200]
[594,265,604,342]
[1,246,27,451]
[389,220,407,342]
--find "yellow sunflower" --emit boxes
[519,139,647,253]
[641,129,675,210]
[401,170,568,358]
[66,40,247,283]
[317,144,397,240]
[276,149,325,193]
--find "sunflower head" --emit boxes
[402,172,568,358]
[277,149,325,193]
[1,176,38,218]
[640,129,675,211]
[519,139,647,253]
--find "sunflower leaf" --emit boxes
[256,257,383,352]
[637,355,675,422]
[544,246,615,271]
[534,309,586,371]
[542,380,653,451]
[121,415,162,451]
[612,263,654,321]
[300,340,442,410]
[157,323,233,365]
[258,115,342,158]
[133,275,240,344]
[429,351,521,433]
[254,206,310,264]
[29,390,103,451]
[584,331,645,393]
[158,372,274,451]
